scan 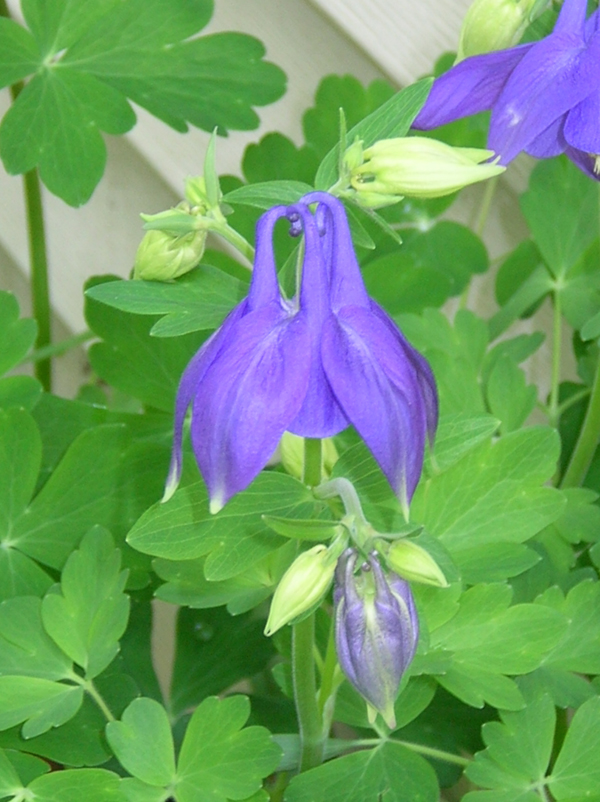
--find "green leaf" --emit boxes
[430,584,567,710]
[0,376,42,412]
[106,698,175,787]
[223,180,315,210]
[174,695,281,802]
[465,694,555,802]
[548,696,600,799]
[0,596,72,680]
[485,356,537,434]
[0,291,37,376]
[85,266,246,338]
[520,156,599,279]
[86,277,205,411]
[0,0,285,205]
[0,747,22,798]
[170,607,274,717]
[120,778,170,802]
[335,675,436,731]
[41,527,129,678]
[411,427,564,577]
[0,677,83,737]
[27,768,124,802]
[243,132,319,184]
[285,741,439,802]
[5,750,48,785]
[425,413,500,474]
[11,424,132,569]
[0,408,41,538]
[488,265,553,340]
[315,78,432,190]
[127,472,315,580]
[262,516,340,541]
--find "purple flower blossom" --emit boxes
[413,0,600,179]
[334,548,419,728]
[164,192,437,512]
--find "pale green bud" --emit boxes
[264,545,336,636]
[279,432,339,481]
[457,0,541,61]
[351,137,505,199]
[385,540,448,588]
[185,175,211,207]
[133,228,206,281]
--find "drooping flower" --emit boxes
[164,192,437,512]
[334,548,419,728]
[413,0,600,179]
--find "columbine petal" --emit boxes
[564,89,600,154]
[488,29,600,163]
[524,117,567,159]
[322,305,426,511]
[413,44,533,130]
[190,307,311,512]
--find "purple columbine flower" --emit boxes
[334,548,419,729]
[413,0,600,179]
[164,192,437,512]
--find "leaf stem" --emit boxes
[317,613,342,732]
[548,290,563,428]
[561,341,600,488]
[0,2,53,390]
[460,175,499,309]
[352,738,469,767]
[69,674,115,722]
[303,438,323,487]
[22,329,94,364]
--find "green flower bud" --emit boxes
[279,432,338,481]
[457,0,540,61]
[385,540,448,588]
[133,228,206,281]
[351,136,505,199]
[264,545,337,636]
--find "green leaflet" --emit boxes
[0,0,285,205]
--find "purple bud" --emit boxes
[334,548,419,728]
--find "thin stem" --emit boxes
[351,738,469,767]
[212,221,255,266]
[317,614,340,728]
[561,339,600,489]
[0,2,53,390]
[460,176,499,309]
[292,614,324,771]
[557,387,591,417]
[23,329,94,364]
[303,438,323,487]
[548,290,563,428]
[69,674,115,722]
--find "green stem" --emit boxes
[69,674,115,722]
[292,438,325,772]
[303,438,323,487]
[352,738,469,767]
[557,387,591,417]
[561,338,600,488]
[292,614,324,771]
[317,614,340,725]
[460,175,499,309]
[548,290,563,428]
[212,221,255,266]
[1,0,53,390]
[23,330,94,364]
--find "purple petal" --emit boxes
[564,87,600,153]
[554,0,588,36]
[247,205,290,310]
[525,117,567,158]
[190,306,311,511]
[162,302,248,501]
[370,302,438,444]
[413,45,533,130]
[285,203,348,437]
[564,146,600,180]
[300,192,371,310]
[322,305,427,509]
[489,31,600,163]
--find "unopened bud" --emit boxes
[133,228,206,281]
[351,137,505,200]
[334,549,419,729]
[457,0,540,61]
[264,545,336,636]
[386,540,448,588]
